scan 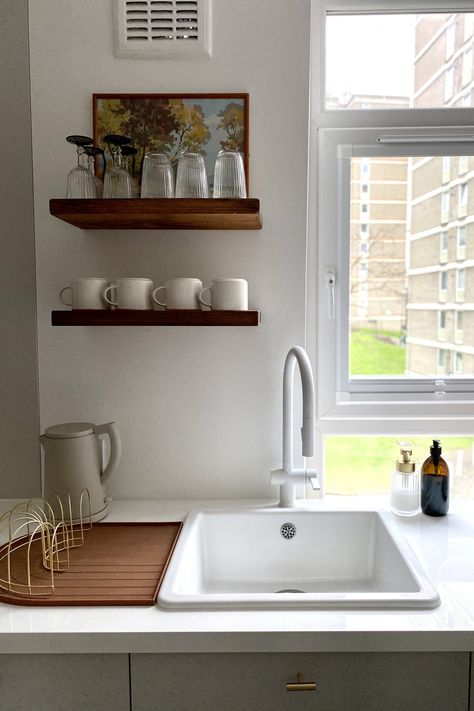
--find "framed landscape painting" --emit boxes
[93,93,249,192]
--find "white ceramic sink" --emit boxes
[158,509,440,610]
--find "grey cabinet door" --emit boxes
[131,651,469,711]
[0,653,130,711]
[471,652,474,711]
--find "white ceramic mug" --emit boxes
[198,279,248,311]
[59,278,109,310]
[153,278,202,310]
[103,278,154,310]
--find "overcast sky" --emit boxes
[326,15,415,98]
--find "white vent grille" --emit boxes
[113,0,211,58]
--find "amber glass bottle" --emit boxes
[421,440,449,517]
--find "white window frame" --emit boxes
[307,0,474,440]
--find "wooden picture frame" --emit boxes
[92,92,249,193]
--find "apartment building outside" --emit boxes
[407,13,474,377]
[328,94,410,334]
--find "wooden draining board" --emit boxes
[0,522,182,606]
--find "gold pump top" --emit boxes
[396,441,416,473]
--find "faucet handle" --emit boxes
[306,469,321,491]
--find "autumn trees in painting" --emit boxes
[93,94,247,187]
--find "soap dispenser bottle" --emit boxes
[390,442,420,517]
[421,439,449,517]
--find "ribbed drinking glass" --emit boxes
[175,152,209,198]
[213,150,247,198]
[141,153,174,198]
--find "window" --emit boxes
[457,225,467,259]
[323,435,474,499]
[439,270,448,301]
[459,155,469,173]
[444,66,454,102]
[440,231,449,263]
[442,155,451,183]
[465,13,474,42]
[437,348,449,375]
[456,268,465,301]
[325,11,474,109]
[455,310,464,343]
[312,1,474,438]
[462,48,473,87]
[446,22,455,60]
[458,182,468,216]
[438,310,446,340]
[455,352,463,373]
[441,191,451,223]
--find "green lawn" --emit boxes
[350,328,405,375]
[325,435,473,495]
[326,329,472,495]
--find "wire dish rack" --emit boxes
[0,492,182,606]
[0,490,92,597]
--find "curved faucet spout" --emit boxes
[272,346,316,507]
[283,347,315,472]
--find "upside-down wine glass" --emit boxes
[103,134,133,199]
[66,135,97,199]
[84,145,105,198]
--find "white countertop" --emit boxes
[1,496,474,654]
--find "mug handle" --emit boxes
[103,283,117,306]
[198,287,212,309]
[59,286,72,306]
[152,286,167,307]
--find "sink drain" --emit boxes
[280,522,296,539]
[276,588,305,594]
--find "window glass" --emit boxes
[323,435,474,499]
[326,13,474,110]
[349,155,473,378]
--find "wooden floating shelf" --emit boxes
[49,198,262,230]
[51,309,261,327]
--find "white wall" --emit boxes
[29,0,311,499]
[0,0,40,497]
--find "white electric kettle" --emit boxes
[40,421,122,522]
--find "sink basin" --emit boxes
[158,509,440,610]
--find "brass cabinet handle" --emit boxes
[286,672,317,692]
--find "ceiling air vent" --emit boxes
[113,0,211,59]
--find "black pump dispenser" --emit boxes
[430,440,442,466]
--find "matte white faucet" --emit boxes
[270,346,319,507]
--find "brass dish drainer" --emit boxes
[0,490,92,597]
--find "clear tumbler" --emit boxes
[175,152,209,198]
[141,153,174,198]
[213,150,247,198]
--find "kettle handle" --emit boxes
[94,422,122,483]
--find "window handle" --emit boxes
[325,267,336,319]
[377,134,474,144]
